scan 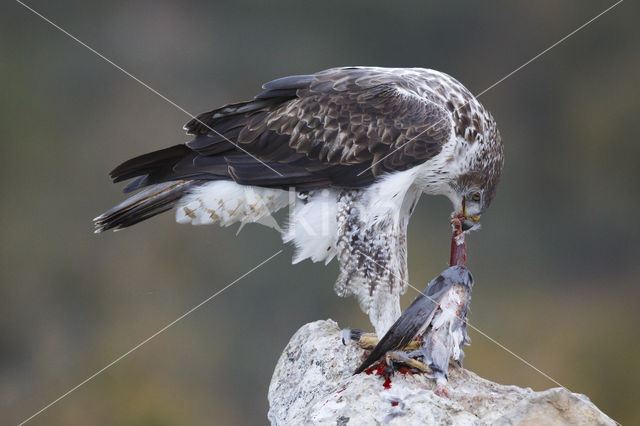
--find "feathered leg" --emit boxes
[334,189,416,336]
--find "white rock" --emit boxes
[268,320,615,426]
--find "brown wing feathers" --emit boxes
[109,68,451,194]
[98,68,453,230]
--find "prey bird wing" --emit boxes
[354,266,472,374]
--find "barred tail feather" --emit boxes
[93,180,202,233]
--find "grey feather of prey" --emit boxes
[354,265,474,384]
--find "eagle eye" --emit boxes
[471,192,481,202]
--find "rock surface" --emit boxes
[268,320,615,425]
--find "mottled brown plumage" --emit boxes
[171,67,456,192]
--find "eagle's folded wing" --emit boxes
[114,67,452,192]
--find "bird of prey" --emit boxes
[94,66,503,336]
[352,265,473,394]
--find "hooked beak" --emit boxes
[461,215,481,231]
[459,199,481,231]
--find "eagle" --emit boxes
[94,66,504,337]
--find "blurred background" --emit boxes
[1,0,639,424]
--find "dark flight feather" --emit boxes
[94,180,204,232]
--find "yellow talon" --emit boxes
[357,334,422,351]
[356,334,380,349]
[385,353,433,374]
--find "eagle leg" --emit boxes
[342,328,377,346]
[342,328,422,350]
[385,351,433,374]
[357,333,380,349]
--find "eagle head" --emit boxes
[448,121,504,225]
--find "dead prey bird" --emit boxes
[348,265,473,396]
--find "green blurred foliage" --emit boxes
[1,0,638,424]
